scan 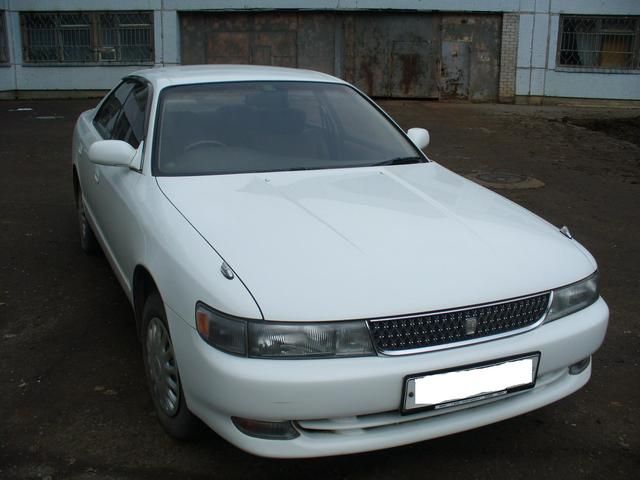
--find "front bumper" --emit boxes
[167,297,608,458]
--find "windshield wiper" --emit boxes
[373,156,425,167]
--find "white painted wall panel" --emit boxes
[544,71,640,100]
[517,14,534,68]
[6,0,639,15]
[550,0,640,15]
[530,68,545,95]
[519,0,536,11]
[547,14,559,70]
[162,0,356,9]
[161,0,524,13]
[7,10,20,64]
[161,10,179,65]
[5,11,16,62]
[0,68,16,90]
[153,10,162,63]
[531,13,549,68]
[534,0,550,13]
[516,68,530,95]
[9,0,162,10]
[14,65,148,90]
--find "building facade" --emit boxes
[0,0,638,102]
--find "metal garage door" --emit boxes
[179,12,501,101]
[180,12,336,74]
[347,14,440,98]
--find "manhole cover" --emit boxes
[466,171,545,190]
[476,172,527,184]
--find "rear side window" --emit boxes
[111,83,148,148]
[94,81,135,138]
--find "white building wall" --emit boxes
[516,0,640,101]
[0,0,638,100]
[160,0,524,11]
[0,0,14,91]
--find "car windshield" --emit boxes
[153,81,423,176]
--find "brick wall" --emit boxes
[498,13,518,103]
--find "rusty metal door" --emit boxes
[440,40,470,98]
[202,14,297,67]
[180,12,335,73]
[350,14,440,98]
[390,40,439,97]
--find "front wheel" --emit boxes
[142,292,203,440]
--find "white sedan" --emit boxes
[72,65,608,458]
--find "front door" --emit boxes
[89,80,149,292]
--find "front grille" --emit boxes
[369,293,551,353]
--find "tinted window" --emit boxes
[94,81,135,138]
[111,83,148,148]
[154,82,420,176]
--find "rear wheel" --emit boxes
[76,188,99,254]
[142,292,203,440]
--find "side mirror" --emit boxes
[88,140,136,167]
[407,128,430,150]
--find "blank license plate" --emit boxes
[403,354,540,413]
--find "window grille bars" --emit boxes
[0,11,8,64]
[558,15,639,70]
[21,11,153,64]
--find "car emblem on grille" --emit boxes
[464,316,478,335]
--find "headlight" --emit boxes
[196,303,375,359]
[248,320,374,358]
[546,271,599,322]
[196,303,247,355]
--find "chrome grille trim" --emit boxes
[368,292,552,356]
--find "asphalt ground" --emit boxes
[0,98,638,479]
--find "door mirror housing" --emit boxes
[88,140,136,167]
[407,128,430,150]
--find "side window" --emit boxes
[111,82,148,148]
[94,81,135,138]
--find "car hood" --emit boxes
[157,163,596,321]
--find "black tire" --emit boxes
[76,188,99,254]
[141,291,203,440]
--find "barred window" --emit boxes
[558,15,640,70]
[20,11,153,64]
[0,11,8,64]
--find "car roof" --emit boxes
[128,65,346,90]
